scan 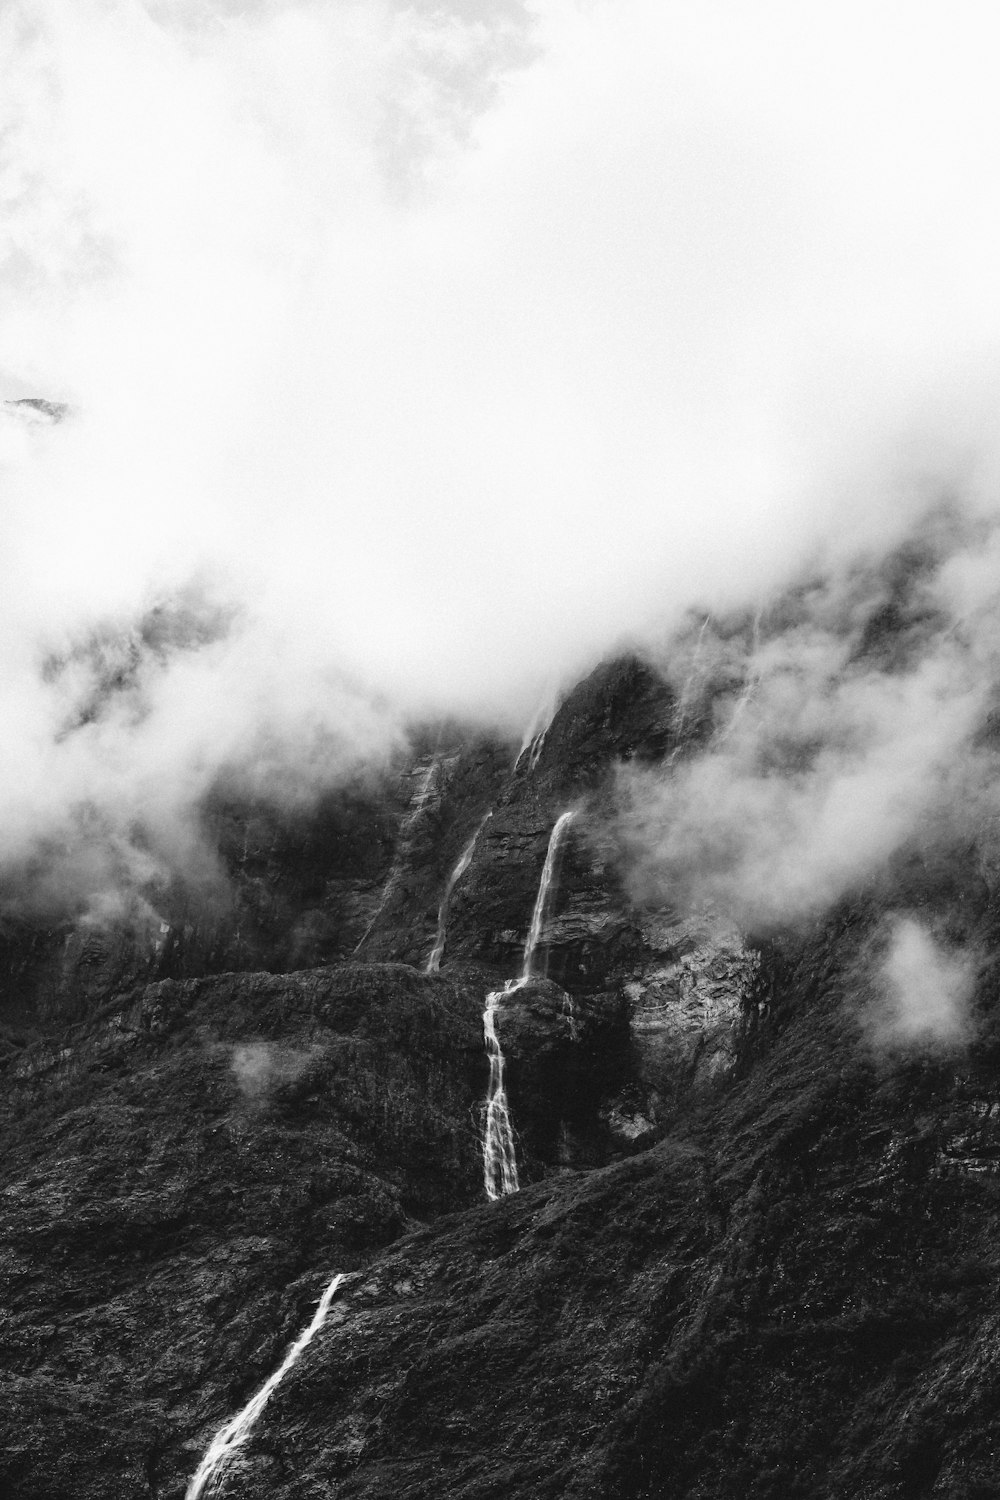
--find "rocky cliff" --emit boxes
[3,651,999,1498]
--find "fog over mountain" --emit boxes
[3,0,1000,922]
[10,12,1000,1497]
[618,504,1000,931]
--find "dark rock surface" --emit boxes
[197,916,1000,1500]
[1,963,486,1498]
[3,651,999,1497]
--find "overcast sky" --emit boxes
[2,2,1000,828]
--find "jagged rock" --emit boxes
[623,915,758,1113]
[0,963,488,1498]
[492,977,631,1173]
[5,650,1000,1498]
[599,1088,660,1150]
[165,920,1000,1500]
[353,737,510,968]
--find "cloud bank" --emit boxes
[3,0,1000,918]
[617,501,1000,930]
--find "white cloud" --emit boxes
[867,916,975,1051]
[616,505,1000,928]
[228,1039,322,1104]
[3,0,1000,914]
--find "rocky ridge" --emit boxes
[2,652,999,1497]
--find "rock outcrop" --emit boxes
[3,651,1000,1498]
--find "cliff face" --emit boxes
[3,653,1000,1499]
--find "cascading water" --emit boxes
[717,609,762,745]
[513,692,558,774]
[521,810,575,982]
[482,809,575,1200]
[354,755,439,954]
[673,612,711,739]
[186,1270,351,1499]
[514,717,550,774]
[425,812,491,974]
[482,978,522,1199]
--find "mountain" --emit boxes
[3,650,1000,1499]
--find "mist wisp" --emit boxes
[229,1041,323,1107]
[617,504,1000,934]
[4,2,1000,926]
[861,916,976,1053]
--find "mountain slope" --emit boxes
[3,651,1000,1499]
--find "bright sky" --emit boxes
[2,0,1000,733]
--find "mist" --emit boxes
[228,1040,322,1106]
[617,502,1000,928]
[865,916,975,1052]
[4,1,1000,919]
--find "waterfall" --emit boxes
[482,809,575,1200]
[186,1271,350,1499]
[425,812,491,974]
[717,609,762,745]
[515,721,549,774]
[521,809,575,981]
[482,979,521,1199]
[354,755,439,954]
[513,712,543,773]
[673,612,711,738]
[527,728,548,772]
[513,692,558,773]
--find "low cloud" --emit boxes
[3,3,1000,922]
[864,916,975,1053]
[0,576,402,925]
[229,1040,322,1104]
[616,507,1000,929]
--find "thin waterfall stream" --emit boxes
[482,978,522,1199]
[426,812,491,974]
[482,810,575,1200]
[354,755,439,954]
[186,1271,351,1498]
[513,692,558,773]
[187,807,576,1487]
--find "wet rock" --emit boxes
[491,977,631,1174]
[6,649,1000,1499]
[0,962,488,1498]
[599,1088,660,1151]
[623,915,758,1114]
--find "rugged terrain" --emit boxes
[3,649,1000,1498]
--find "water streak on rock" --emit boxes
[186,1271,350,1498]
[513,692,558,773]
[426,812,492,974]
[482,978,522,1200]
[482,810,576,1199]
[354,755,439,954]
[521,810,575,982]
